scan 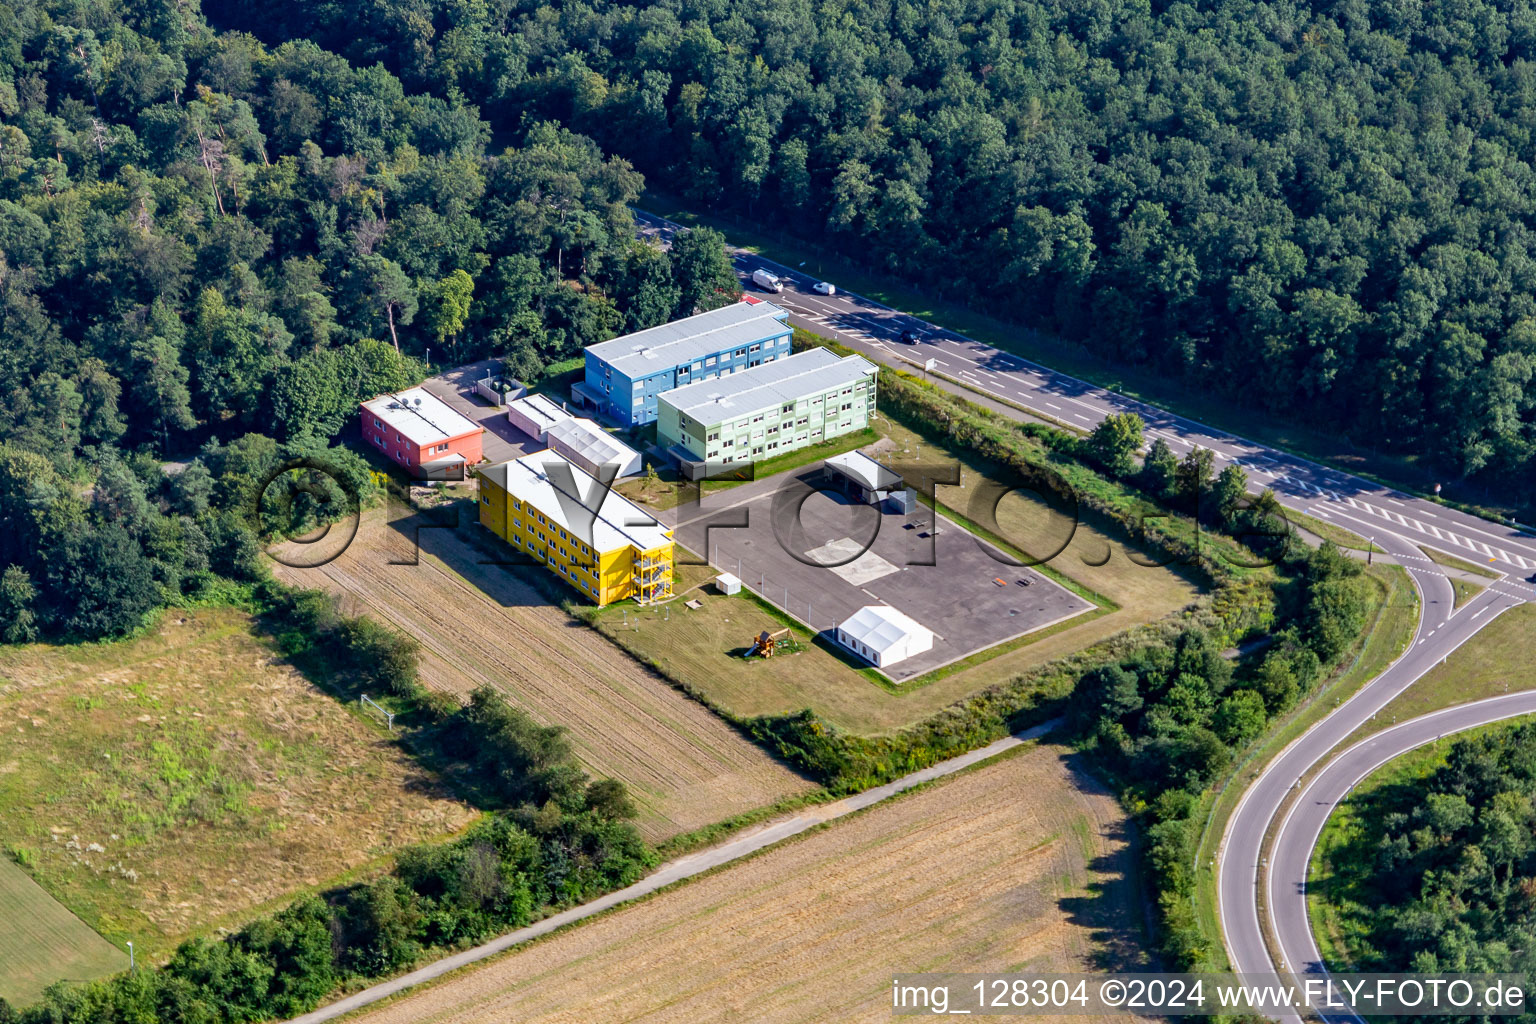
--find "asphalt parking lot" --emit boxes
[671,466,1095,681]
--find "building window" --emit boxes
[734,348,746,357]
[749,344,761,353]
[705,356,717,366]
[481,495,490,505]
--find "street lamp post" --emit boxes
[126,940,134,973]
[1368,536,1375,565]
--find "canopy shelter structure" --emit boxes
[823,450,903,505]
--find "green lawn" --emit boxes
[0,858,125,1007]
[1340,602,1536,745]
[593,411,1204,734]
[1285,509,1382,553]
[1190,562,1419,965]
[1420,544,1503,579]
[1308,714,1536,969]
[1308,602,1536,968]
[0,607,475,975]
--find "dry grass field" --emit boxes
[272,504,815,841]
[0,606,477,979]
[348,742,1147,1024]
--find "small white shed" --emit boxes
[836,605,934,669]
[507,393,573,441]
[716,572,742,596]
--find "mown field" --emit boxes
[347,741,1146,1024]
[595,414,1203,735]
[0,859,124,1007]
[0,606,477,991]
[272,504,816,841]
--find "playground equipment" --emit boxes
[746,627,792,659]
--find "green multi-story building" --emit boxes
[656,347,878,475]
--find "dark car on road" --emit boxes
[899,329,921,345]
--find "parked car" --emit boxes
[812,281,836,295]
[899,328,922,345]
[751,268,784,293]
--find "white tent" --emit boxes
[836,605,934,669]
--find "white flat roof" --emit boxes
[838,605,932,655]
[825,450,902,491]
[479,450,670,554]
[585,300,790,377]
[660,348,877,423]
[362,387,481,446]
[546,417,641,471]
[507,394,572,432]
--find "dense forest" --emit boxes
[0,0,741,640]
[211,0,1536,493]
[1321,723,1536,983]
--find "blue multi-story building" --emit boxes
[573,299,793,426]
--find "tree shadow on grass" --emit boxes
[1056,750,1157,973]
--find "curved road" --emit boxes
[1219,527,1527,992]
[629,209,1536,1001]
[1269,690,1536,1018]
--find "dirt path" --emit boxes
[319,730,1141,1024]
[272,504,814,840]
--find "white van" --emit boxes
[751,268,784,293]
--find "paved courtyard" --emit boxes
[671,465,1095,681]
[422,361,547,463]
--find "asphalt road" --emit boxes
[1218,527,1526,1019]
[1268,690,1536,1022]
[635,210,1536,582]
[632,209,1536,1002]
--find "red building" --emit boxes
[360,387,484,479]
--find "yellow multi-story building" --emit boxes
[476,450,673,606]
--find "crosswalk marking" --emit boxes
[1311,494,1532,572]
